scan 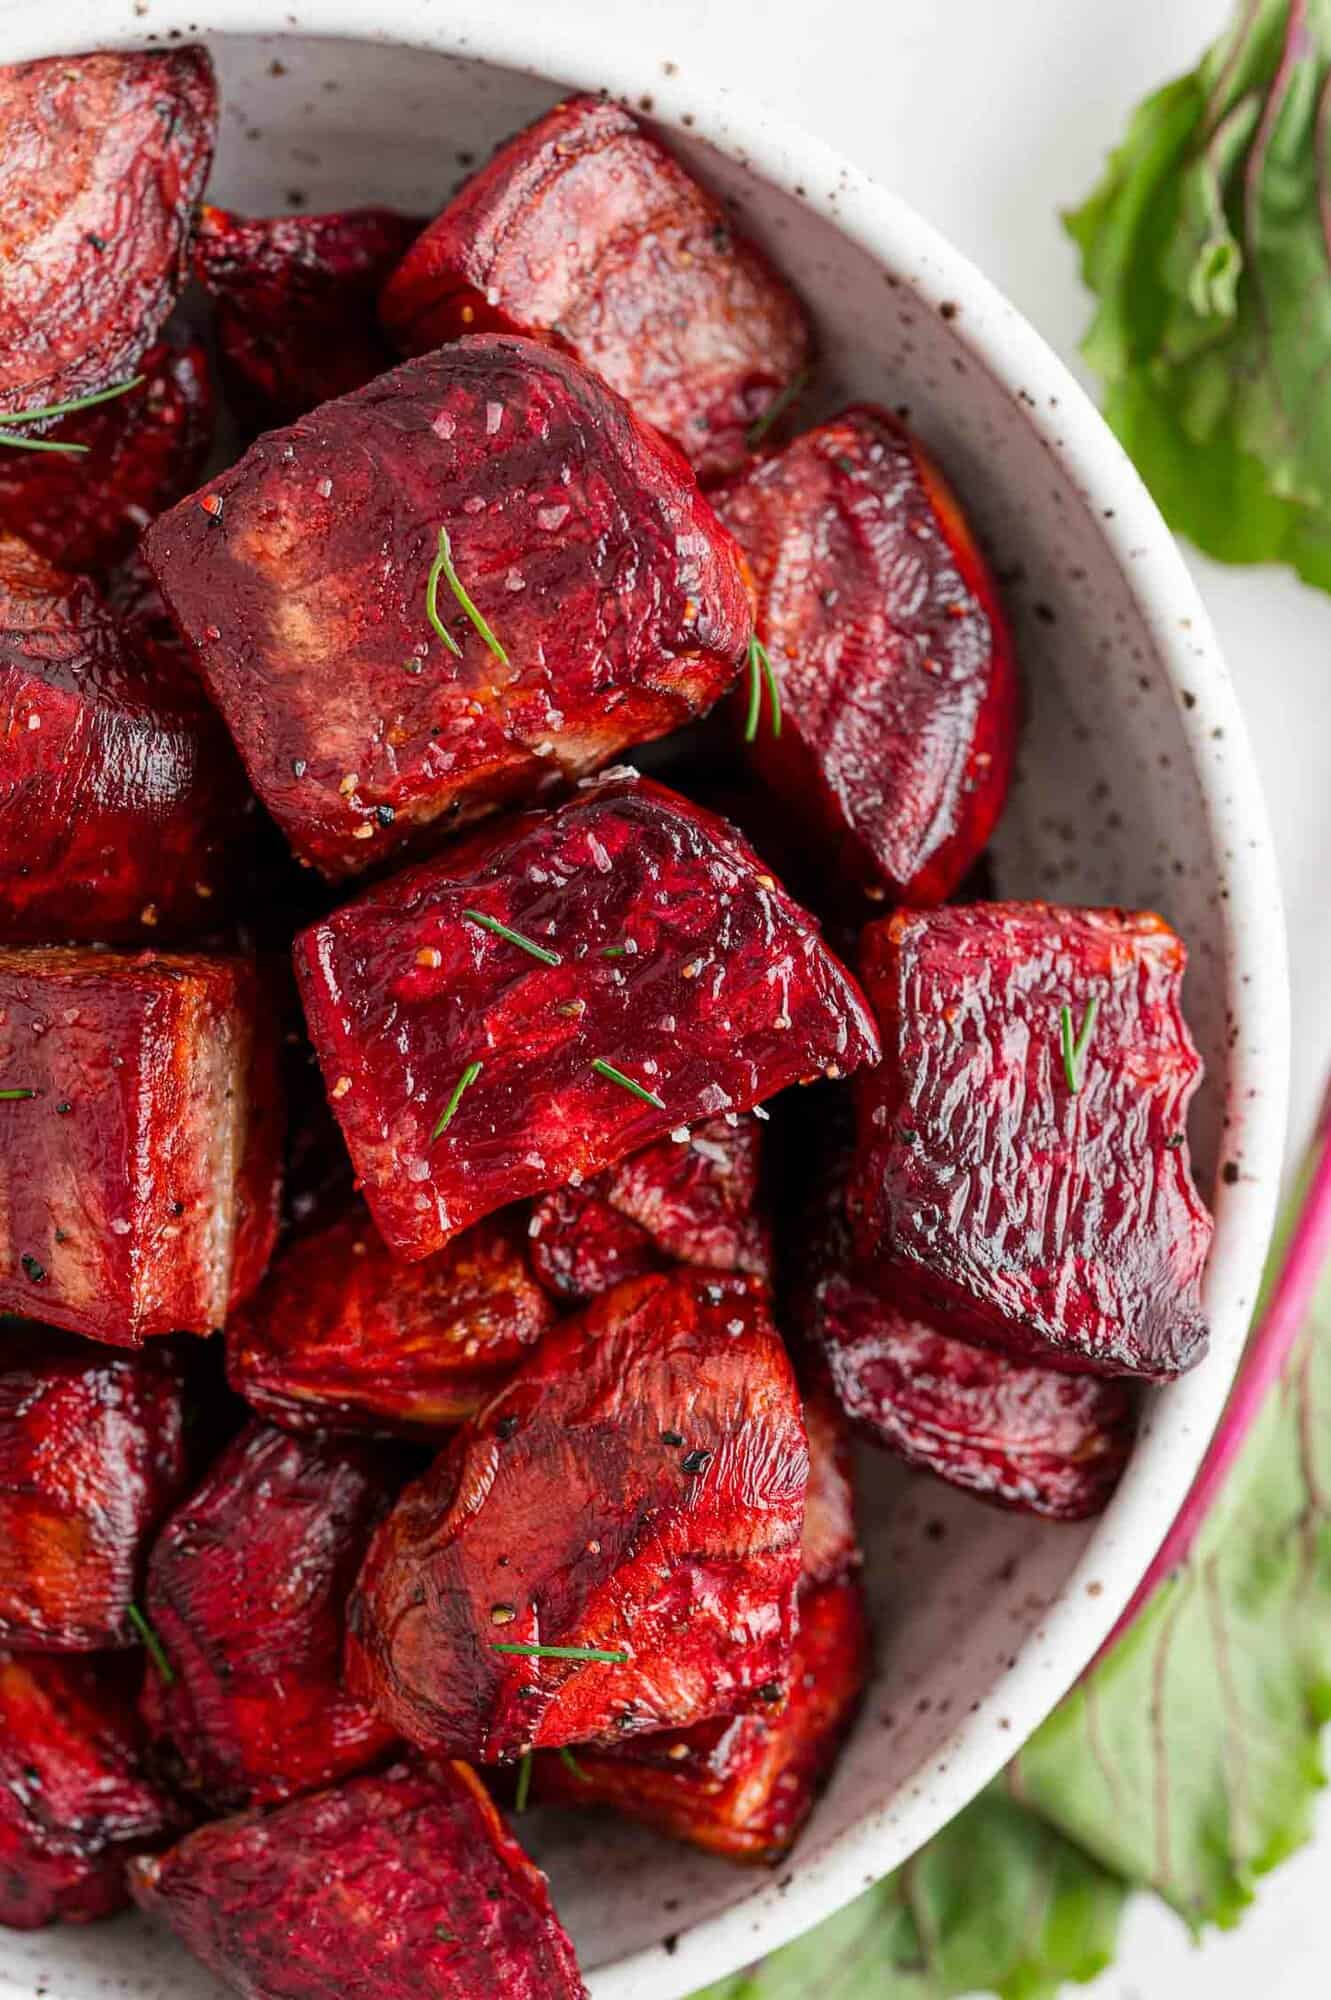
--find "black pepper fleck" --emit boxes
[680,1448,712,1475]
[21,1255,46,1284]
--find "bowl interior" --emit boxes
[0,22,1287,2000]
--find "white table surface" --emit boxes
[4,0,1328,1992]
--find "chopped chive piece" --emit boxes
[0,1088,37,1101]
[514,1751,533,1813]
[591,1058,665,1110]
[127,1602,176,1685]
[558,1747,589,1782]
[430,1060,483,1142]
[745,367,810,449]
[427,523,510,667]
[743,634,781,742]
[491,1641,629,1663]
[463,909,561,966]
[1059,997,1099,1095]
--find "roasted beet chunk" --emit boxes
[192,204,421,428]
[528,1113,769,1301]
[144,337,754,879]
[714,407,1018,905]
[0,48,216,414]
[0,536,249,944]
[0,949,281,1344]
[0,1329,186,1650]
[0,1651,182,1928]
[139,1423,400,1806]
[380,95,811,482]
[294,774,878,1260]
[228,1205,557,1438]
[0,341,213,576]
[848,903,1213,1377]
[131,1759,586,1998]
[346,1271,807,1760]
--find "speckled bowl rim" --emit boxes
[0,5,1292,1995]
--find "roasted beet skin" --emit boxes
[129,1759,587,1999]
[848,903,1213,1378]
[192,204,421,428]
[0,1329,187,1650]
[0,1651,182,1928]
[0,341,213,576]
[0,949,281,1344]
[139,1422,401,1807]
[714,406,1017,906]
[294,773,879,1261]
[0,48,216,414]
[346,1270,808,1761]
[144,336,754,880]
[228,1204,557,1439]
[380,95,810,482]
[528,1113,769,1302]
[0,535,249,944]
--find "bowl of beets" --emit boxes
[0,13,1288,2000]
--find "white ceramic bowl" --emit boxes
[0,8,1291,1999]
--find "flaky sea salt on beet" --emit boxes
[293,773,878,1261]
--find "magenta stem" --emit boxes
[1100,1074,1331,1654]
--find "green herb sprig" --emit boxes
[743,634,782,743]
[426,524,510,666]
[0,376,144,456]
[1059,997,1099,1095]
[491,1641,629,1663]
[514,1752,534,1813]
[430,1060,483,1142]
[558,1747,589,1782]
[463,909,561,966]
[591,1059,665,1110]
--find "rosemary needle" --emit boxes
[745,367,810,450]
[463,909,561,966]
[514,1752,534,1813]
[1059,997,1099,1095]
[430,1060,483,1142]
[591,1058,665,1110]
[127,1602,176,1685]
[0,375,145,457]
[743,635,781,743]
[491,1641,629,1663]
[426,523,510,666]
[0,1089,37,1101]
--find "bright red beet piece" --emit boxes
[528,1113,769,1301]
[380,95,811,482]
[144,336,754,880]
[0,340,213,575]
[848,903,1213,1378]
[0,536,249,944]
[714,406,1018,905]
[346,1270,808,1761]
[0,948,281,1344]
[0,1328,187,1650]
[228,1204,557,1438]
[192,204,421,429]
[0,1651,182,1929]
[0,48,216,414]
[294,774,878,1261]
[139,1422,400,1807]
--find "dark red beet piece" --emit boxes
[714,406,1018,906]
[0,1328,187,1650]
[294,774,878,1261]
[0,1651,183,1928]
[192,204,421,429]
[346,1270,807,1761]
[228,1204,557,1439]
[528,1113,769,1301]
[0,948,282,1344]
[0,340,213,575]
[0,536,250,944]
[144,336,754,880]
[380,95,810,482]
[848,903,1213,1378]
[139,1422,401,1807]
[129,1759,587,1998]
[0,48,216,414]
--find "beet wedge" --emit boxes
[144,336,754,880]
[0,48,215,415]
[849,902,1213,1377]
[380,95,810,482]
[714,406,1018,906]
[129,1759,587,1999]
[346,1270,808,1761]
[294,773,878,1261]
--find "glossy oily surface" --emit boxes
[347,1270,807,1760]
[0,47,215,413]
[145,336,754,878]
[129,1760,588,1999]
[380,95,810,482]
[849,903,1214,1377]
[715,405,1017,906]
[294,773,879,1260]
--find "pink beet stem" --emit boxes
[1101,1072,1331,1653]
